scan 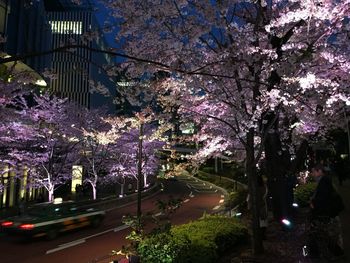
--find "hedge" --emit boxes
[196,171,237,191]
[225,188,248,210]
[137,215,248,263]
[294,182,317,207]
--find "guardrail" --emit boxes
[196,171,248,217]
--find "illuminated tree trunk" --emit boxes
[48,186,54,202]
[143,174,149,188]
[137,123,143,219]
[120,183,125,197]
[92,184,97,200]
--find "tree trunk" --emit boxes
[246,129,264,254]
[264,133,308,220]
[120,183,125,197]
[92,184,97,200]
[143,174,148,188]
[264,128,292,220]
[137,123,143,220]
[48,188,54,202]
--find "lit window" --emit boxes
[49,21,83,35]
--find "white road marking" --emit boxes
[213,205,221,210]
[189,191,194,198]
[46,225,130,254]
[113,224,129,232]
[46,240,85,254]
[219,199,225,204]
[58,239,85,247]
[186,183,191,189]
[221,195,224,198]
[183,199,190,203]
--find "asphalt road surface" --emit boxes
[0,176,225,263]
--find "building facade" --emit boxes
[45,0,117,112]
[3,0,52,75]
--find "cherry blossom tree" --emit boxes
[75,110,125,200]
[101,0,350,254]
[9,93,82,202]
[106,113,166,186]
[0,79,38,193]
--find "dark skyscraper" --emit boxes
[0,0,51,87]
[45,0,117,112]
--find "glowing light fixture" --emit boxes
[53,197,63,204]
[281,218,291,226]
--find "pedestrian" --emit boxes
[307,163,345,260]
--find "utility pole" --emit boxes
[137,123,144,219]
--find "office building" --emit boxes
[0,0,50,86]
[45,0,117,112]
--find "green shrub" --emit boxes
[137,215,247,263]
[294,182,317,207]
[197,171,238,191]
[225,189,248,209]
[201,166,216,174]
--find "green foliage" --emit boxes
[201,166,216,174]
[137,232,190,263]
[294,182,317,207]
[196,171,237,191]
[137,215,248,263]
[122,214,146,254]
[199,162,247,184]
[225,188,248,210]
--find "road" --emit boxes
[0,175,225,263]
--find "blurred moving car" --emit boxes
[0,201,105,240]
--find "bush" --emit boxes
[197,171,237,191]
[137,215,248,263]
[201,166,216,174]
[137,232,190,263]
[294,182,317,207]
[225,188,248,210]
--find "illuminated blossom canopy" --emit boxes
[106,111,167,191]
[6,93,82,202]
[102,0,350,253]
